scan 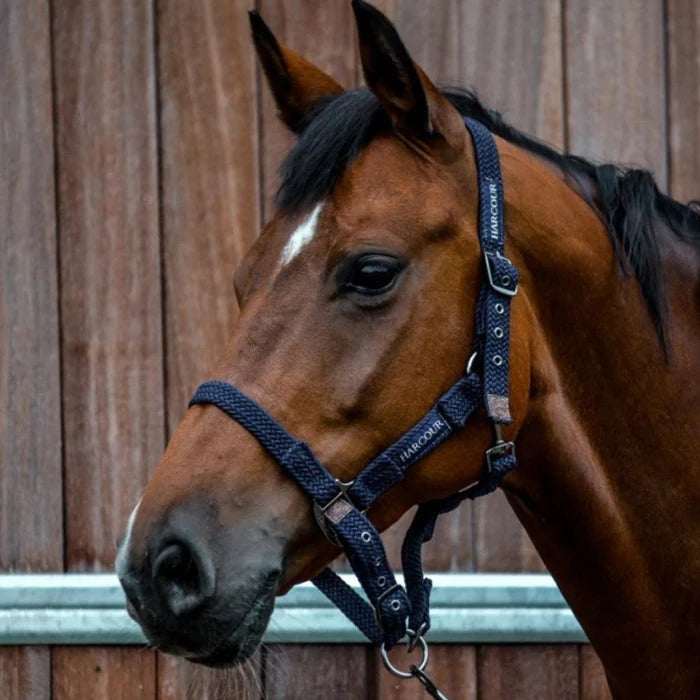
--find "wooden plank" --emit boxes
[473,491,546,573]
[477,645,579,700]
[376,645,476,699]
[264,645,369,700]
[54,0,163,570]
[579,645,612,700]
[0,0,62,572]
[0,647,51,700]
[158,652,262,700]
[159,0,260,427]
[52,648,156,700]
[257,0,357,219]
[667,0,700,202]
[390,0,564,145]
[565,0,667,186]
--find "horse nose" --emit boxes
[151,538,216,617]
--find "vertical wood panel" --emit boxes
[0,0,62,573]
[478,645,579,700]
[54,0,163,570]
[394,0,564,144]
[158,652,262,700]
[566,0,667,185]
[52,648,155,700]
[667,0,700,201]
[265,645,370,700]
[159,0,260,428]
[52,0,162,693]
[257,0,357,219]
[1,0,60,694]
[579,645,612,700]
[0,647,50,700]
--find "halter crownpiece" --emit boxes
[189,118,518,687]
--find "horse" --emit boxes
[115,2,700,697]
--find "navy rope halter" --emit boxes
[189,118,518,664]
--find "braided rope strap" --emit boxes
[464,117,518,426]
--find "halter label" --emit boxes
[398,418,447,464]
[488,181,500,241]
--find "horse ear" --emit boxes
[352,0,463,146]
[249,11,345,133]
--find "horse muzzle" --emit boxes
[115,498,282,666]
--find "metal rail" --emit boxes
[0,573,586,644]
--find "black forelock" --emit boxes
[275,89,388,212]
[275,86,700,353]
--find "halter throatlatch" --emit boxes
[189,119,519,678]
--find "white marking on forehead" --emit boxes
[280,203,323,265]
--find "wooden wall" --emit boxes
[1,0,697,697]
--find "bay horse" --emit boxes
[116,2,700,697]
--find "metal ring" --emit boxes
[380,634,430,679]
[494,327,504,339]
[466,351,478,375]
[390,599,402,611]
[495,303,505,314]
[501,275,511,286]
[377,575,387,588]
[360,531,372,543]
[492,355,503,366]
[406,622,428,652]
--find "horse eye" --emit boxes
[345,255,402,295]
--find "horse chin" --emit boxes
[187,610,268,668]
[188,570,278,668]
[136,567,278,669]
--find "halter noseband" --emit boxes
[189,118,518,664]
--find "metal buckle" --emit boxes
[374,582,403,623]
[484,251,518,297]
[320,487,350,514]
[485,440,516,473]
[312,479,356,546]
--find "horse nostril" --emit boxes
[152,540,215,616]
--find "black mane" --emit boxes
[276,87,700,351]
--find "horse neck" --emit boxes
[497,141,700,698]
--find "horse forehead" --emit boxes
[333,142,454,220]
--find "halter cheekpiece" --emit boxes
[189,119,519,681]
